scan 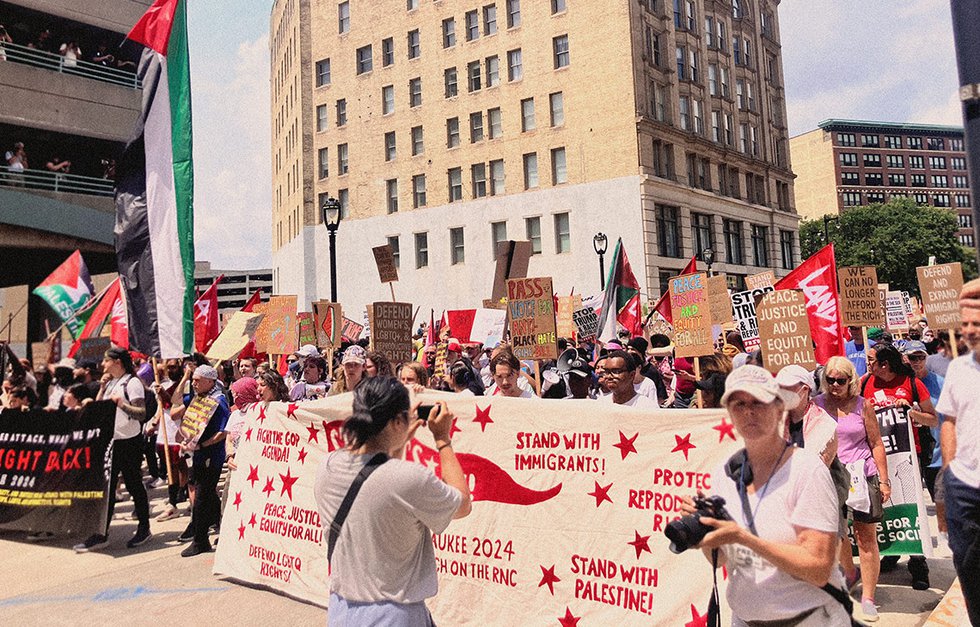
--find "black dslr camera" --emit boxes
[664,495,731,554]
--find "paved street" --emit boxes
[0,479,959,625]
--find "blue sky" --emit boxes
[186,0,964,270]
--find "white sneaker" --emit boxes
[861,599,879,622]
[156,506,180,522]
[148,477,167,489]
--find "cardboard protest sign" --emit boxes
[572,306,600,342]
[878,284,889,327]
[491,240,532,304]
[916,262,964,329]
[371,245,399,284]
[297,312,316,346]
[556,295,581,338]
[213,393,739,623]
[370,302,414,363]
[312,301,343,349]
[254,296,298,355]
[177,396,220,447]
[669,272,713,358]
[745,270,775,290]
[0,402,115,537]
[75,337,112,363]
[446,309,507,345]
[433,341,449,379]
[885,291,909,334]
[706,274,733,326]
[838,266,884,327]
[339,317,364,344]
[507,277,558,360]
[731,287,774,351]
[757,290,816,373]
[206,311,265,362]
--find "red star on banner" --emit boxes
[450,418,462,437]
[297,448,308,464]
[244,427,253,442]
[279,467,299,500]
[557,607,580,627]
[712,417,736,442]
[233,491,242,511]
[473,404,494,432]
[538,564,561,595]
[262,477,275,497]
[613,431,638,460]
[248,513,257,528]
[287,403,299,418]
[257,406,267,423]
[306,423,320,443]
[587,481,613,507]
[685,604,709,627]
[238,521,246,540]
[671,433,697,461]
[628,530,652,558]
[246,465,260,488]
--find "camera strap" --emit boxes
[327,452,389,564]
[707,549,722,627]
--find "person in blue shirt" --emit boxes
[905,341,947,533]
[844,326,876,377]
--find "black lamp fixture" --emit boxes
[593,232,608,290]
[701,247,715,276]
[321,196,342,302]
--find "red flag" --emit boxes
[241,289,263,312]
[426,309,436,346]
[126,0,179,55]
[68,278,125,357]
[238,289,265,361]
[651,256,697,325]
[446,310,477,343]
[193,275,223,353]
[774,243,845,364]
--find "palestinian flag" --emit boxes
[67,278,130,358]
[114,0,195,358]
[32,250,95,338]
[596,238,644,341]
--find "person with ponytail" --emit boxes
[314,376,471,626]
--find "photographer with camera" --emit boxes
[675,365,851,626]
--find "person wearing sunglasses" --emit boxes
[814,356,888,621]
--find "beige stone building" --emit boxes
[271,0,800,316]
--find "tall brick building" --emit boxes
[271,0,800,314]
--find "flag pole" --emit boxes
[151,358,175,485]
[42,280,115,341]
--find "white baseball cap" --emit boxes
[720,365,795,406]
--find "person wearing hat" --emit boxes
[776,365,838,468]
[45,357,77,411]
[904,340,945,502]
[332,345,367,395]
[168,364,230,557]
[681,365,851,626]
[74,348,152,553]
[937,278,980,624]
[563,354,595,400]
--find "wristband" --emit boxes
[437,442,453,452]
[880,479,891,486]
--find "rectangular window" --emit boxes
[723,219,743,264]
[411,125,424,155]
[935,193,951,207]
[444,67,458,98]
[386,179,398,214]
[507,0,521,27]
[552,0,566,12]
[318,147,329,179]
[914,193,929,205]
[886,154,904,169]
[839,152,857,167]
[382,37,394,66]
[492,221,508,249]
[711,110,721,142]
[908,136,923,150]
[954,175,969,188]
[841,172,859,185]
[356,45,372,74]
[443,18,456,48]
[692,213,712,258]
[780,230,794,270]
[465,10,479,40]
[911,173,927,187]
[382,85,394,114]
[521,98,535,131]
[409,77,422,107]
[490,159,505,194]
[488,108,502,138]
[693,99,704,135]
[526,217,542,254]
[484,5,497,35]
[338,143,349,175]
[653,82,668,122]
[334,99,347,127]
[739,124,748,153]
[523,153,539,189]
[957,196,972,209]
[865,173,883,186]
[708,64,718,95]
[316,59,331,87]
[467,60,482,92]
[676,46,686,80]
[408,0,419,9]
[450,227,465,265]
[415,232,428,268]
[338,2,350,33]
[448,167,463,202]
[486,55,500,87]
[861,134,879,148]
[705,16,715,47]
[407,29,421,59]
[384,131,396,161]
[551,147,567,184]
[689,49,699,83]
[909,155,925,169]
[933,175,949,188]
[866,192,885,204]
[928,137,945,151]
[864,153,881,168]
[507,49,523,81]
[412,174,427,207]
[679,96,690,131]
[470,111,484,143]
[472,163,487,198]
[717,19,727,51]
[720,67,730,98]
[553,35,570,68]
[656,205,681,258]
[952,157,967,170]
[889,173,906,186]
[550,92,564,126]
[387,235,400,269]
[929,156,947,169]
[317,104,328,132]
[884,135,902,149]
[842,192,862,207]
[838,133,856,147]
[554,213,570,253]
[447,117,460,148]
[751,225,768,267]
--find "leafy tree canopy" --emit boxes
[800,198,978,294]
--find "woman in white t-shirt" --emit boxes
[682,365,851,626]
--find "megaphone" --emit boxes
[556,348,579,374]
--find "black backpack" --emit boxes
[120,375,159,425]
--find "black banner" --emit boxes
[0,401,114,536]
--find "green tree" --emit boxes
[799,199,977,293]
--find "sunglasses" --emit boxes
[825,376,849,386]
[907,354,927,362]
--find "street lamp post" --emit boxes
[823,214,840,243]
[701,247,715,276]
[593,233,608,290]
[321,197,342,302]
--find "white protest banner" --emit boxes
[730,287,774,351]
[213,396,740,624]
[885,291,909,334]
